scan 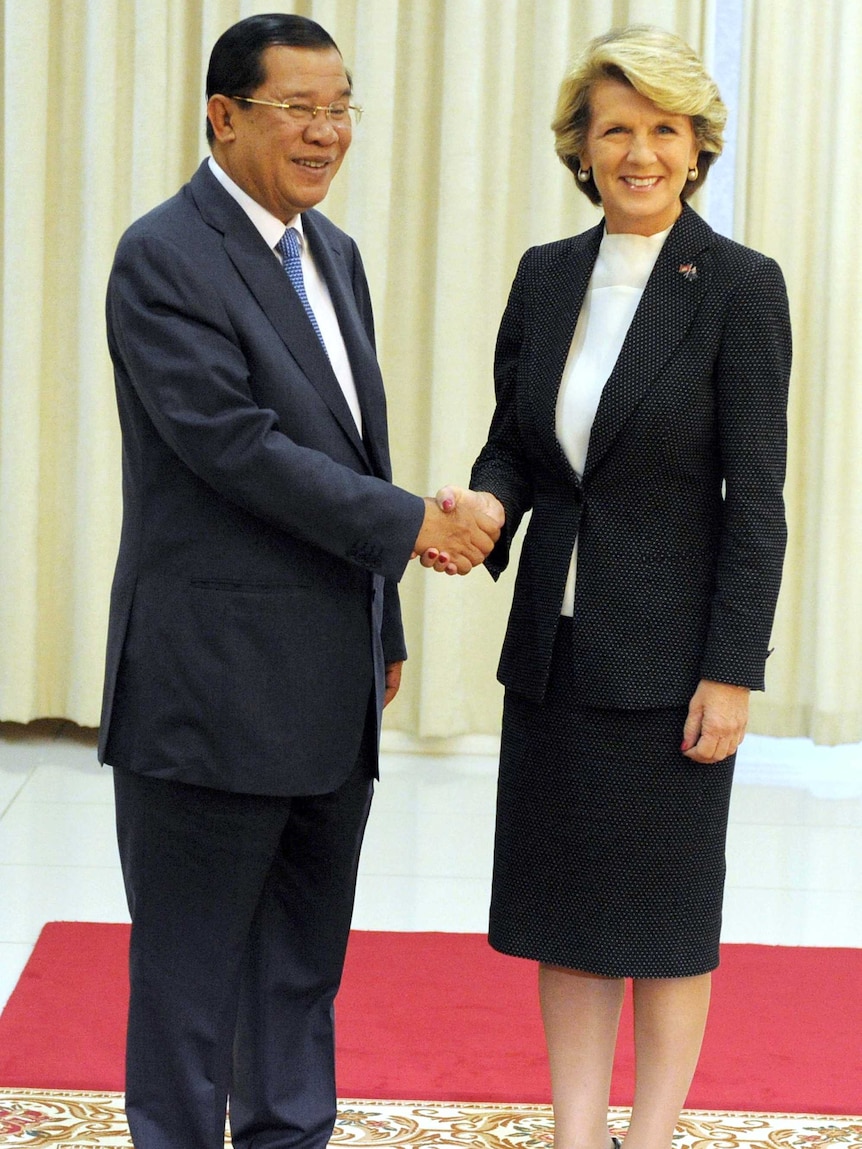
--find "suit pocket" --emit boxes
[189,577,312,592]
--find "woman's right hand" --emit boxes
[416,486,505,575]
[681,679,750,763]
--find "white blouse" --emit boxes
[556,227,670,616]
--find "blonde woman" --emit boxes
[428,25,791,1149]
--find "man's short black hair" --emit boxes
[205,13,343,143]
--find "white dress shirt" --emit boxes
[556,227,670,615]
[207,156,363,435]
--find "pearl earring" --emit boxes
[577,167,591,183]
[687,167,699,181]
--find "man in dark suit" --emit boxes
[98,14,500,1149]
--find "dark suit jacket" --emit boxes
[471,205,791,707]
[99,160,425,795]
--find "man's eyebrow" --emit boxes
[271,85,352,100]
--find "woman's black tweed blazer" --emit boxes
[471,204,792,708]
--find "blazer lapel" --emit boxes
[302,212,390,474]
[583,205,712,478]
[529,223,604,481]
[189,164,370,466]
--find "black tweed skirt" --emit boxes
[489,619,735,979]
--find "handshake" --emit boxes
[412,486,506,576]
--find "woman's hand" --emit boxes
[681,679,750,763]
[415,487,506,575]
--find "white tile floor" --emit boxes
[1,720,861,1010]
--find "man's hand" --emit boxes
[681,679,750,763]
[384,661,403,708]
[412,487,504,575]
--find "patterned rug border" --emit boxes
[1,1087,860,1120]
[2,1090,862,1148]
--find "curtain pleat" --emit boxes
[1,2,53,718]
[740,0,862,744]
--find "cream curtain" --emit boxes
[738,0,862,744]
[0,0,857,744]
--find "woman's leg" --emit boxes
[624,973,712,1149]
[539,964,626,1149]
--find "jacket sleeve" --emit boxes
[700,255,792,689]
[380,577,406,663]
[107,228,425,584]
[470,254,535,578]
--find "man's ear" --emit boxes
[207,95,236,143]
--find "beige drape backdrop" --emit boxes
[736,0,862,745]
[0,0,859,744]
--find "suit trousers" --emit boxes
[112,723,375,1149]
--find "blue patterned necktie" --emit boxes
[277,227,327,354]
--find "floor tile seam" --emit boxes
[0,797,114,807]
[357,871,491,880]
[728,819,862,828]
[725,881,862,893]
[729,829,862,835]
[0,861,123,871]
[0,770,39,823]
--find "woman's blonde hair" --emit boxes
[552,25,727,205]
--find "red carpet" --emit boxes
[0,923,860,1113]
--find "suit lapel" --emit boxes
[189,164,371,467]
[302,213,390,474]
[530,223,604,481]
[583,205,712,477]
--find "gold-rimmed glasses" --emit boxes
[229,96,362,128]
